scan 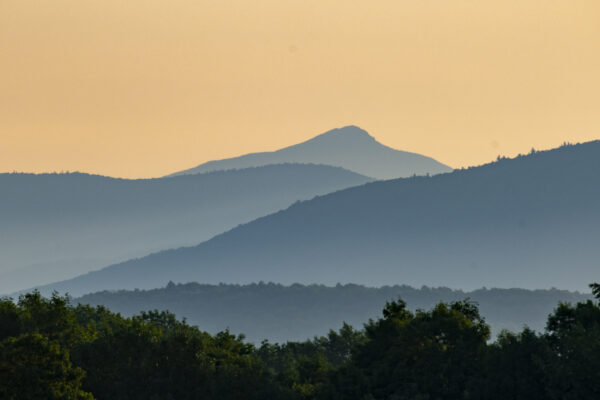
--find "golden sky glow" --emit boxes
[1,0,599,178]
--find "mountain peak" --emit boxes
[168,126,452,179]
[317,125,375,141]
[330,125,370,135]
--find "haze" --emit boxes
[1,0,599,178]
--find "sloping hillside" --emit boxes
[37,141,600,295]
[0,164,371,293]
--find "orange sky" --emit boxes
[1,0,599,178]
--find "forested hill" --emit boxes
[0,164,371,293]
[76,282,591,343]
[40,141,600,295]
[168,125,452,179]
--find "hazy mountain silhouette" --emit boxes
[31,141,600,296]
[168,126,452,180]
[76,282,591,343]
[0,164,371,293]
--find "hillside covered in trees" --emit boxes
[0,164,371,293]
[42,141,600,296]
[1,286,599,399]
[76,282,591,343]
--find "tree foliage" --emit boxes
[591,282,600,300]
[0,333,93,400]
[1,287,600,399]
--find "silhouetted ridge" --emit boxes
[76,282,591,343]
[312,125,375,140]
[34,140,600,295]
[0,163,372,293]
[168,126,452,179]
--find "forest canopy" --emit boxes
[1,285,599,399]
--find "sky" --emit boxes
[1,0,599,178]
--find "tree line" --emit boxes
[77,282,591,343]
[1,284,599,399]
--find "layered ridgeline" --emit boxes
[0,164,372,294]
[33,141,600,296]
[76,282,591,343]
[168,126,452,180]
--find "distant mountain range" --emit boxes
[0,164,371,293]
[168,126,452,180]
[76,282,591,343]
[35,140,600,296]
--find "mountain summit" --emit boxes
[168,126,452,179]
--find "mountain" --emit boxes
[76,282,591,343]
[0,164,372,293]
[168,126,452,180]
[32,141,600,296]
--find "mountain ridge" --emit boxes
[0,163,372,293]
[168,126,452,179]
[25,140,600,295]
[75,282,592,343]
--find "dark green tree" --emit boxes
[590,282,600,300]
[328,299,490,400]
[17,291,91,348]
[474,328,552,399]
[0,333,93,400]
[0,298,20,340]
[543,297,600,398]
